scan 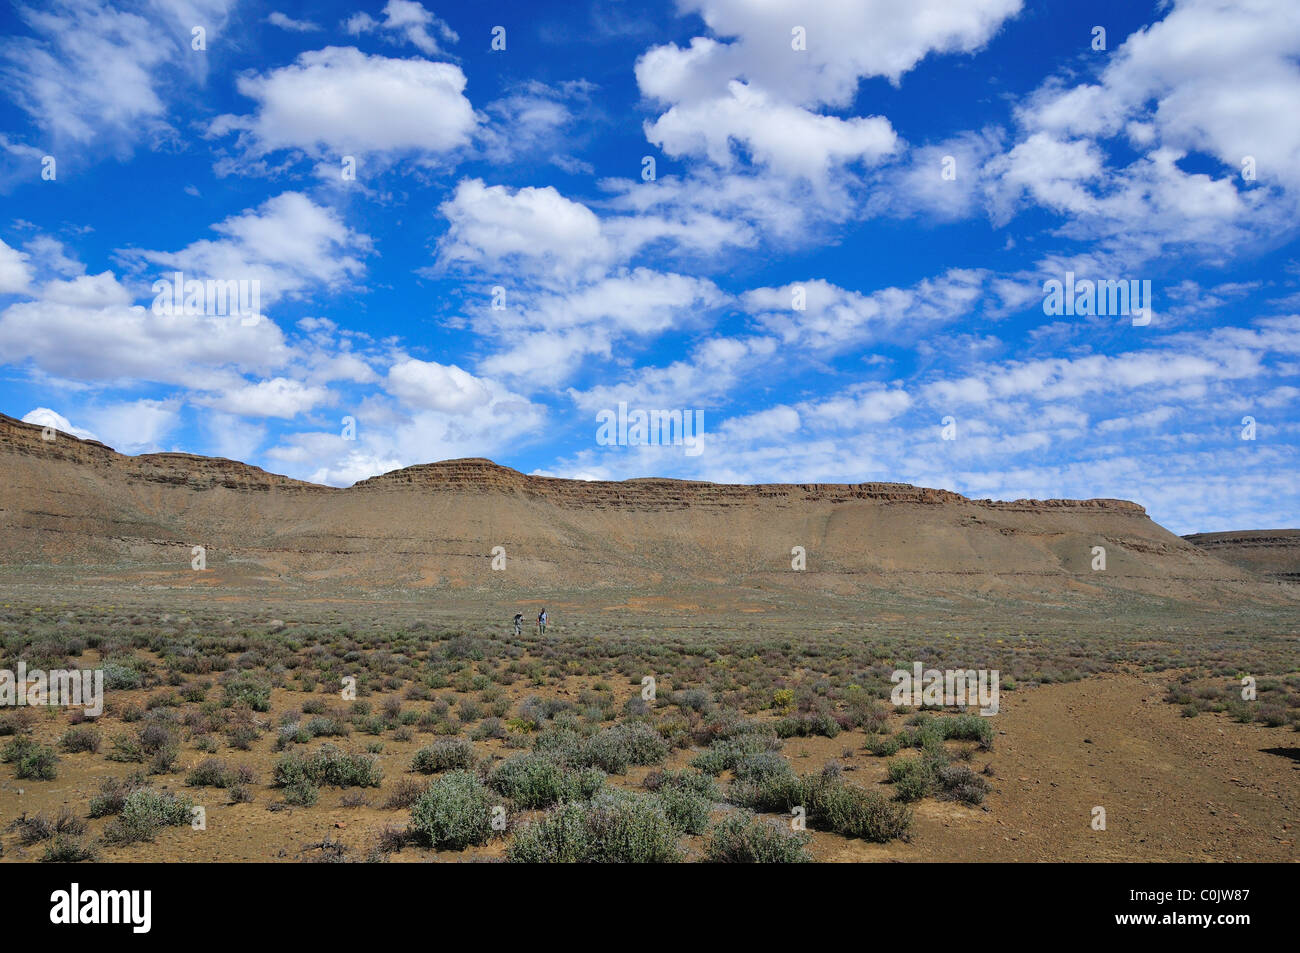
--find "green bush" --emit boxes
[281,779,319,806]
[89,774,145,818]
[774,713,841,739]
[656,785,713,835]
[725,766,912,843]
[408,771,495,850]
[802,772,912,842]
[690,733,780,775]
[273,745,383,788]
[1,735,35,763]
[489,752,604,809]
[892,765,931,803]
[42,836,98,862]
[867,735,903,757]
[411,737,475,774]
[12,741,58,780]
[942,714,994,747]
[705,813,812,863]
[507,790,682,863]
[60,725,101,754]
[222,675,271,712]
[727,753,803,812]
[645,769,720,801]
[102,661,143,690]
[103,788,194,844]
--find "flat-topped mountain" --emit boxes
[355,457,1145,513]
[1184,530,1300,583]
[0,412,1283,607]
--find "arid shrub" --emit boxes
[0,709,37,736]
[102,788,194,844]
[575,721,667,774]
[775,713,841,739]
[690,733,780,776]
[803,772,913,842]
[5,738,58,780]
[727,761,803,813]
[41,835,97,863]
[186,758,234,788]
[408,771,495,850]
[273,745,383,789]
[643,769,720,801]
[280,780,319,806]
[934,763,992,805]
[1,735,35,763]
[411,737,475,774]
[60,725,101,754]
[222,675,271,711]
[305,716,350,738]
[941,713,995,748]
[656,785,712,834]
[489,752,604,809]
[8,807,86,845]
[705,813,811,863]
[107,732,144,763]
[507,790,681,863]
[89,773,145,817]
[384,777,427,810]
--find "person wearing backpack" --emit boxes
[513,612,523,637]
[537,608,547,635]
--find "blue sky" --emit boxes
[1,0,1298,535]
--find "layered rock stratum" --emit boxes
[1184,530,1300,583]
[0,413,1289,608]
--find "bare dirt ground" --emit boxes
[814,671,1298,862]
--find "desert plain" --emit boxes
[0,412,1296,863]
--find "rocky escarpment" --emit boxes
[0,412,1272,604]
[1185,530,1300,583]
[0,414,319,493]
[355,458,1147,514]
[4,414,1146,513]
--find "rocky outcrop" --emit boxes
[0,414,318,493]
[1184,530,1300,582]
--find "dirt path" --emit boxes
[817,671,1298,862]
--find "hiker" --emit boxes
[537,608,547,636]
[512,612,523,637]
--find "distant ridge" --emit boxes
[0,411,1286,607]
[2,413,1142,512]
[1184,530,1300,583]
